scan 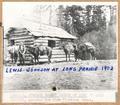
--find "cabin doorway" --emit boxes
[48,40,56,48]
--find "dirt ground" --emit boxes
[3,60,117,90]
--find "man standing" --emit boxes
[18,42,26,65]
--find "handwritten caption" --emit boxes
[5,65,113,73]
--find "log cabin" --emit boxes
[4,24,77,64]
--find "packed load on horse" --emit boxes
[84,42,96,60]
[84,42,96,51]
[80,42,96,60]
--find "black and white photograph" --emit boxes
[2,2,118,102]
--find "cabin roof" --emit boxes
[28,25,77,39]
[6,24,77,39]
[28,23,77,39]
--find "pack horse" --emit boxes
[26,44,52,65]
[63,42,79,62]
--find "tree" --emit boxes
[58,5,107,37]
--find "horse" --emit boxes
[80,42,96,60]
[63,42,79,62]
[84,42,96,60]
[39,45,52,63]
[25,45,40,65]
[8,45,19,64]
[79,44,88,60]
[87,46,96,60]
[26,45,52,64]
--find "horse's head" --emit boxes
[25,45,33,53]
[73,44,77,50]
[25,45,40,56]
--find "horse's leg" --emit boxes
[18,53,20,65]
[47,53,51,64]
[93,52,96,60]
[93,51,96,60]
[22,60,24,65]
[35,56,37,65]
[37,56,40,64]
[47,50,51,63]
[23,57,25,65]
[94,52,96,60]
[89,52,92,60]
[75,55,77,62]
[49,52,52,63]
[76,52,79,62]
[47,54,50,63]
[35,58,36,65]
[65,53,67,61]
[74,52,77,62]
[82,51,84,60]
[48,56,50,64]
[49,56,51,63]
[94,56,96,60]
[90,50,94,60]
[83,51,86,60]
[19,54,22,65]
[92,53,94,60]
[69,53,70,61]
[47,55,49,64]
[49,51,52,63]
[85,51,88,60]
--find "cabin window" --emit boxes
[10,40,15,46]
[48,40,56,48]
